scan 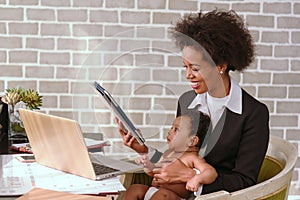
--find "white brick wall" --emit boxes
[0,0,299,192]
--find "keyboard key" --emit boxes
[91,162,119,175]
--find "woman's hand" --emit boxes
[152,158,196,186]
[115,117,148,154]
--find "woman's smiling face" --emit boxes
[182,46,222,95]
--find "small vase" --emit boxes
[8,104,28,144]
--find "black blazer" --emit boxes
[177,89,270,194]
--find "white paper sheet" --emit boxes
[0,154,125,196]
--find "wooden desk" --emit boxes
[17,188,118,200]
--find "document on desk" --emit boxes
[0,154,125,196]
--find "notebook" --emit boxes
[18,108,141,181]
[92,81,145,145]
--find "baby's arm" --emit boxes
[185,156,217,192]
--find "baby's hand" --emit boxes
[135,155,144,165]
[135,155,153,168]
[186,176,201,192]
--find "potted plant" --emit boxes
[1,87,42,142]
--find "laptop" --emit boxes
[92,81,145,145]
[18,108,142,181]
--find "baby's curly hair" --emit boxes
[182,110,211,148]
[171,9,254,71]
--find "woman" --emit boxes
[117,9,269,195]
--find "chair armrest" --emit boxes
[194,190,230,199]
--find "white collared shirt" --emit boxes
[188,78,242,129]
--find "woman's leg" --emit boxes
[123,184,149,200]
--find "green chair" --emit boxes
[195,136,297,200]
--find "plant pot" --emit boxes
[8,105,28,144]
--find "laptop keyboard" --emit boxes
[92,162,119,175]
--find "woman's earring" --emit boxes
[220,71,223,75]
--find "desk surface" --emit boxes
[1,189,118,200]
[0,133,120,200]
[0,153,121,200]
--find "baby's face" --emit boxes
[167,116,192,150]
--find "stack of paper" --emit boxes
[0,154,125,196]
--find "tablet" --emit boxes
[93,82,145,145]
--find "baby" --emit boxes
[123,110,217,200]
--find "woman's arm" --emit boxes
[115,117,148,154]
[151,158,196,185]
[116,117,164,163]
